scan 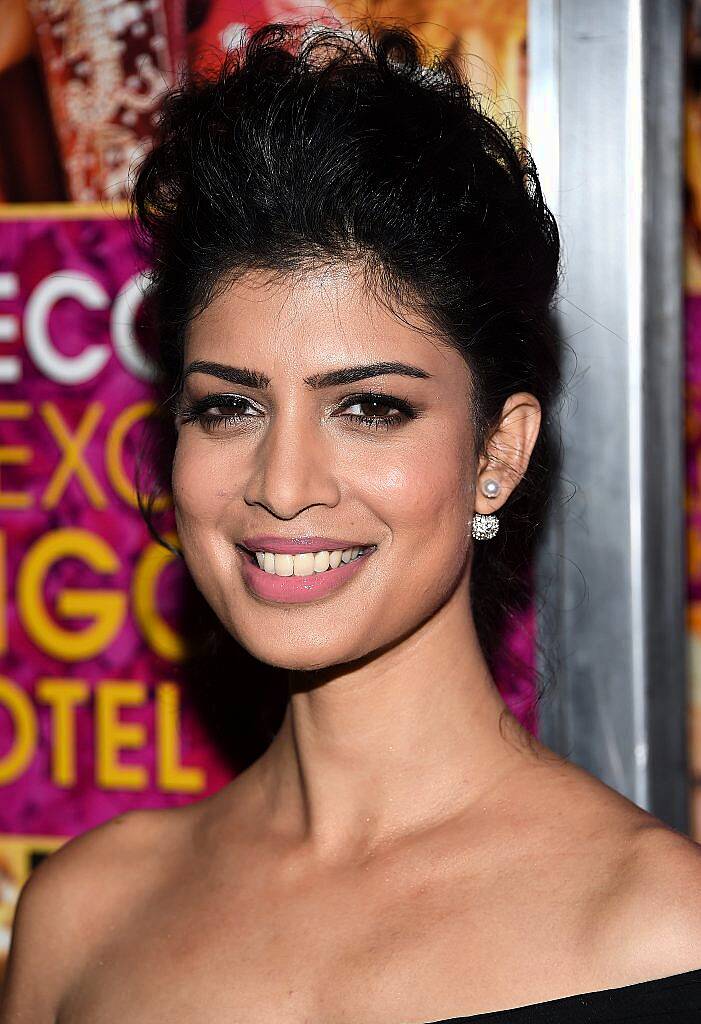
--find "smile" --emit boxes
[236,544,377,604]
[247,545,372,577]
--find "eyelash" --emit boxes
[177,391,416,433]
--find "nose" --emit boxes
[243,406,341,519]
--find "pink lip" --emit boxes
[237,546,375,604]
[241,535,371,554]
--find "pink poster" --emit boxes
[0,216,235,964]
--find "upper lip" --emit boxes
[241,535,373,554]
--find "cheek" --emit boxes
[170,438,240,584]
[365,433,474,564]
[171,440,246,618]
[171,438,235,527]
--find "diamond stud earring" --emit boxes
[471,513,499,540]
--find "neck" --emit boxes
[254,584,540,859]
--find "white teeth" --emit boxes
[313,550,330,572]
[274,554,294,576]
[253,546,371,577]
[293,553,316,576]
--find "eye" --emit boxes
[177,395,261,432]
[176,390,418,434]
[336,392,415,431]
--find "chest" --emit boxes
[57,866,603,1024]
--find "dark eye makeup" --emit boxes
[176,390,419,433]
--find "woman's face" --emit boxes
[172,266,478,670]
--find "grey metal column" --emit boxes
[528,0,687,831]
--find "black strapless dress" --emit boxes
[419,966,701,1022]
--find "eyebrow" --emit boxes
[182,360,433,389]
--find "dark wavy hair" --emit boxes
[131,18,563,760]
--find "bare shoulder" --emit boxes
[556,765,701,982]
[0,805,197,1023]
[515,752,701,980]
[600,819,701,975]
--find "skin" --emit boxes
[3,265,701,1024]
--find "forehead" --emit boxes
[185,265,463,379]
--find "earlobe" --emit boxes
[474,470,506,516]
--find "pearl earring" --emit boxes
[481,478,501,498]
[472,478,501,540]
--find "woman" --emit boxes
[3,20,701,1024]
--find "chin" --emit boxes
[259,651,344,672]
[232,618,375,673]
[255,642,358,673]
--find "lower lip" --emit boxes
[237,546,376,604]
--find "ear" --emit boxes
[474,392,542,514]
